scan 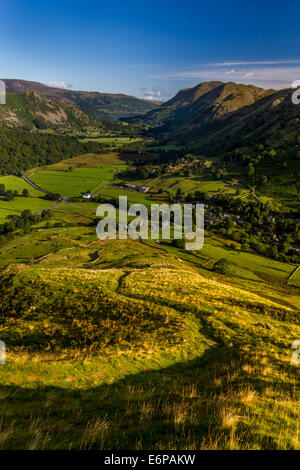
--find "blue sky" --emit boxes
[1,0,300,100]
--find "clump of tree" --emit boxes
[0,184,30,200]
[213,258,232,274]
[0,209,53,244]
[44,192,61,201]
[0,128,109,175]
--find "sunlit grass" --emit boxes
[0,259,299,450]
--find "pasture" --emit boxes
[0,175,42,197]
[27,152,132,174]
[30,166,127,197]
[164,233,297,285]
[79,137,141,147]
[149,175,245,196]
[0,197,54,222]
[100,187,152,205]
[51,201,100,225]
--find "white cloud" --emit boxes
[211,60,300,66]
[149,62,300,89]
[140,87,167,101]
[47,81,73,89]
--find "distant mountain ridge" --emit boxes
[2,79,160,121]
[0,89,99,129]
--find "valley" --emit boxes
[0,79,299,450]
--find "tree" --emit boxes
[21,209,32,219]
[4,191,14,201]
[171,239,185,249]
[213,258,231,274]
[247,163,255,177]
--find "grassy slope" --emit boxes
[0,232,299,450]
[0,149,298,450]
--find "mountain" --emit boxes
[164,85,300,155]
[134,81,300,155]
[2,79,160,121]
[135,81,275,125]
[186,86,300,153]
[0,90,100,129]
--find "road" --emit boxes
[21,170,69,214]
[22,170,49,194]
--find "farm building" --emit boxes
[124,184,150,193]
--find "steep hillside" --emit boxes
[185,87,300,152]
[131,81,297,154]
[2,79,160,121]
[134,81,274,126]
[143,82,300,156]
[0,90,99,129]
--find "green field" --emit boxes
[201,235,295,282]
[0,197,54,222]
[0,175,42,197]
[160,234,299,290]
[100,187,152,205]
[30,166,127,197]
[28,153,131,173]
[79,137,141,147]
[149,175,244,196]
[51,202,101,225]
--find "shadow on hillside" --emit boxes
[1,339,295,450]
